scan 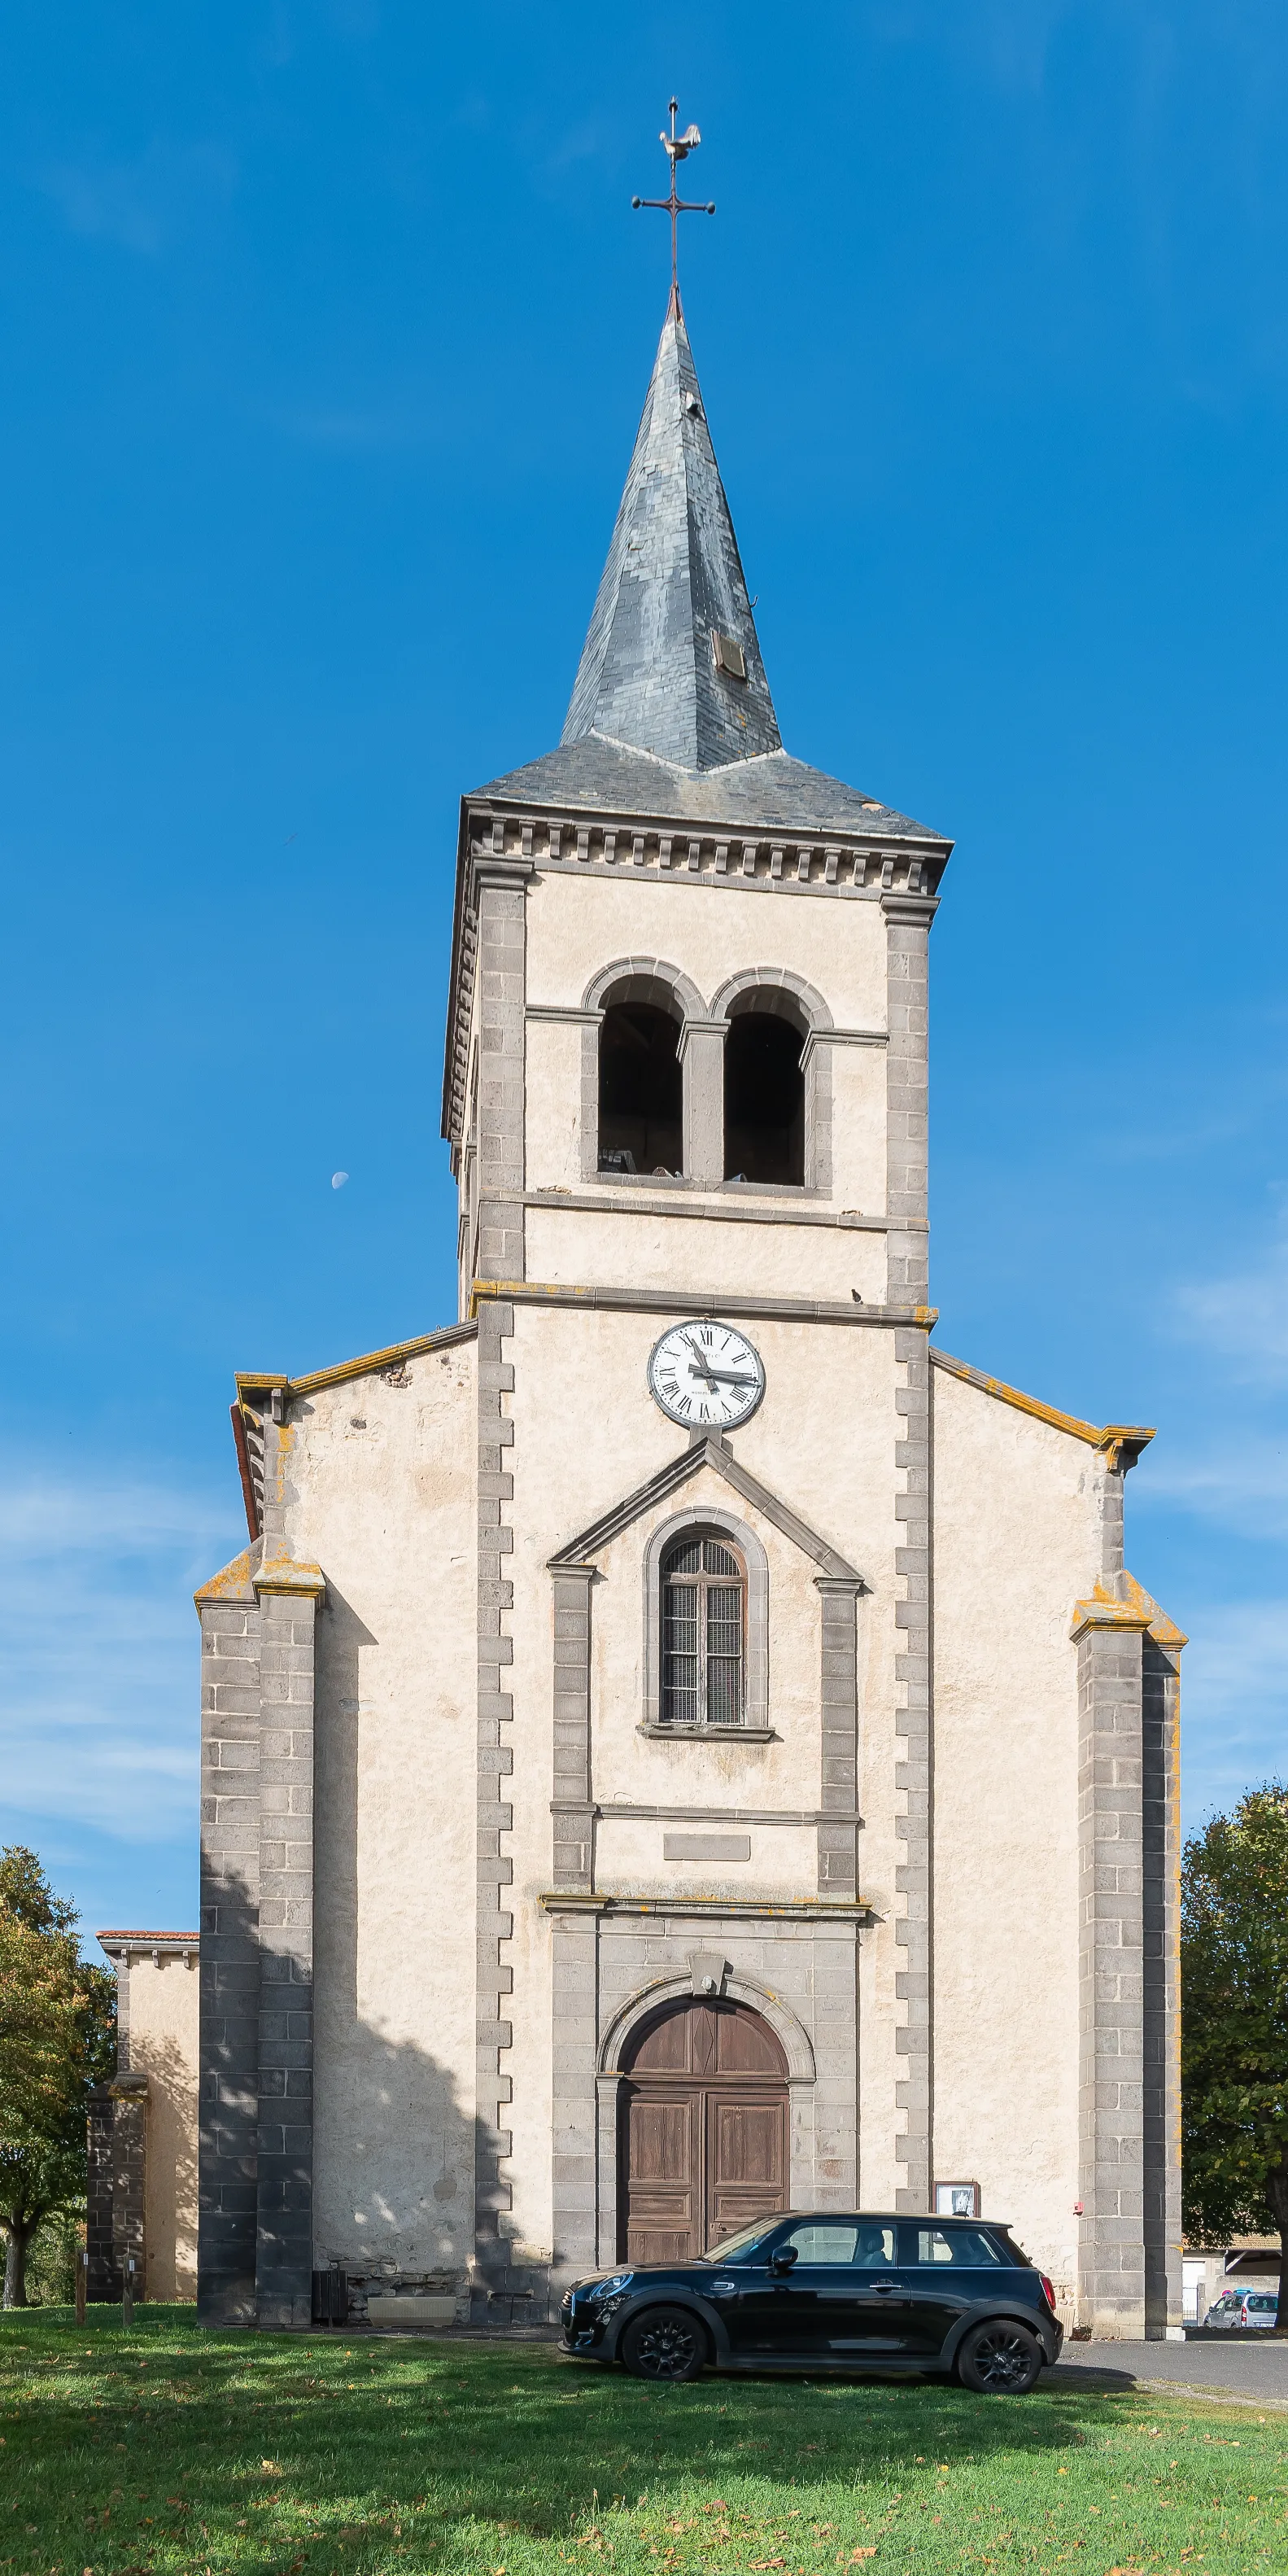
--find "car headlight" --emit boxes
[587,2270,634,2304]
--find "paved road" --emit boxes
[1050,2338,1288,2404]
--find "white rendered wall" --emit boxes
[285,1342,479,2280]
[931,1362,1103,2320]
[525,868,889,1034]
[126,1955,199,2302]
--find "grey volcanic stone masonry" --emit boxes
[816,1579,862,1894]
[474,1295,521,2313]
[893,1326,932,2212]
[469,857,529,2317]
[882,893,934,1309]
[545,1912,861,2285]
[196,1405,321,2329]
[1142,1635,1182,2334]
[109,2077,149,2297]
[884,890,937,2215]
[552,1916,600,2281]
[552,1568,595,1890]
[473,862,529,1284]
[86,2088,120,2301]
[1076,1619,1146,2334]
[254,1585,317,2328]
[198,1568,263,2325]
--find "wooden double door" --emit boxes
[618,1998,790,2263]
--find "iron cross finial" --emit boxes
[631,98,715,301]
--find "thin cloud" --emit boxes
[34,140,235,256]
[0,1460,240,1848]
[1177,1599,1288,1830]
[1136,1432,1288,1541]
[1173,1224,1288,1384]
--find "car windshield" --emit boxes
[699,2218,788,2263]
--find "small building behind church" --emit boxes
[194,283,1185,2342]
[90,1929,199,2303]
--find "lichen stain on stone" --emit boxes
[194,1549,254,1603]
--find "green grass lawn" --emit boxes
[0,2310,1283,2576]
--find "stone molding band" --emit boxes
[474,1278,937,1329]
[540,1893,872,1920]
[523,1186,889,1233]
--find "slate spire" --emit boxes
[562,291,781,773]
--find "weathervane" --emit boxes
[632,98,714,299]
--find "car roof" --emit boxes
[777,2211,1011,2226]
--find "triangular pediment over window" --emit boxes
[548,1432,865,1586]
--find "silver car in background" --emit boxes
[1203,2288,1278,2329]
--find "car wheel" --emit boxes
[956,2320,1044,2394]
[620,2305,708,2383]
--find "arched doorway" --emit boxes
[618,1997,789,2262]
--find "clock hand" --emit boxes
[680,1334,722,1389]
[701,1367,756,1388]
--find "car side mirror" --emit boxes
[769,2246,798,2274]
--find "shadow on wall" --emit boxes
[311,1581,529,2322]
[138,2032,199,2304]
[203,1861,530,2329]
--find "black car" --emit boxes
[561,2212,1063,2393]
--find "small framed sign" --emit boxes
[935,2180,980,2217]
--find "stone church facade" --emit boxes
[194,291,1184,2339]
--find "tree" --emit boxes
[0,1848,116,2307]
[1181,1782,1288,2324]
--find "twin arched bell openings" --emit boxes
[583,960,832,1194]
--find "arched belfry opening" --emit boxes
[723,1008,806,1186]
[599,994,683,1177]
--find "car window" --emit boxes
[779,2222,897,2268]
[701,2218,787,2263]
[1247,2294,1277,2312]
[906,2227,1002,2267]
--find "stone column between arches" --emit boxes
[547,1909,861,2291]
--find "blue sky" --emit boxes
[1,2,1284,1942]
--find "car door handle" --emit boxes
[872,2285,900,2296]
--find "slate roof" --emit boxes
[561,287,780,773]
[469,290,948,846]
[469,733,939,842]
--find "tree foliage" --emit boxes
[1181,1782,1288,2317]
[0,1848,116,2306]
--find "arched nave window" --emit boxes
[661,1529,746,1727]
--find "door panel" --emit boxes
[622,2089,701,2263]
[622,2000,789,2080]
[706,2093,788,2248]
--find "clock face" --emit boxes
[647,1320,766,1431]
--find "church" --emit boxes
[194,279,1184,2342]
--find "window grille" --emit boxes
[661,1533,745,1725]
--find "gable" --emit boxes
[548,1429,863,1584]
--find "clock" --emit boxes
[647,1320,766,1431]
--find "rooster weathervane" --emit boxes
[632,98,714,298]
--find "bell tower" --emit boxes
[443,289,952,1327]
